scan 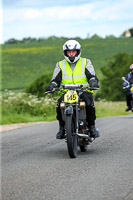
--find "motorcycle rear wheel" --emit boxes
[66,115,77,158]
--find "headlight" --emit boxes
[79,101,86,108]
[60,102,65,109]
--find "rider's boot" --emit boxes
[125,107,131,112]
[56,123,65,139]
[89,125,100,138]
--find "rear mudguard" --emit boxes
[65,106,73,115]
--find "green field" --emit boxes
[1,37,133,91]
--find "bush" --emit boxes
[0,91,57,124]
[25,72,53,97]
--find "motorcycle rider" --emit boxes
[123,64,133,112]
[46,40,100,139]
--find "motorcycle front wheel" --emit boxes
[65,115,77,158]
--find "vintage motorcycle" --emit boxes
[46,85,99,158]
[122,77,133,112]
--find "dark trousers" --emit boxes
[125,90,132,107]
[56,91,96,127]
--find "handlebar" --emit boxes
[45,88,58,94]
[45,85,99,94]
[62,85,99,90]
[122,77,133,89]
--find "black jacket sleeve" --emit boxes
[51,70,62,87]
[85,68,99,83]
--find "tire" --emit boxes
[65,115,77,158]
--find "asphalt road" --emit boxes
[1,115,133,200]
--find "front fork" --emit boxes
[75,103,79,135]
[64,103,79,135]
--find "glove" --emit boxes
[123,81,128,87]
[46,82,57,92]
[89,78,99,88]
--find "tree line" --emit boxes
[4,27,133,44]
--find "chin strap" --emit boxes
[69,56,75,63]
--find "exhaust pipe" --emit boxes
[77,133,95,142]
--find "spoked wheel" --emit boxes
[65,115,77,158]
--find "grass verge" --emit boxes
[0,91,132,125]
[95,101,132,117]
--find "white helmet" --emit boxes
[63,40,81,63]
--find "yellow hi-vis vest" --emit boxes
[58,57,93,93]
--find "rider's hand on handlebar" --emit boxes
[89,79,99,89]
[123,81,128,87]
[46,82,58,92]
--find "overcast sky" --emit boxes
[1,0,133,43]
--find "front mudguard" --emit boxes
[61,106,73,121]
[64,106,73,115]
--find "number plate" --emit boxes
[64,90,78,103]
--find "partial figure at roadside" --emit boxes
[122,64,133,112]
